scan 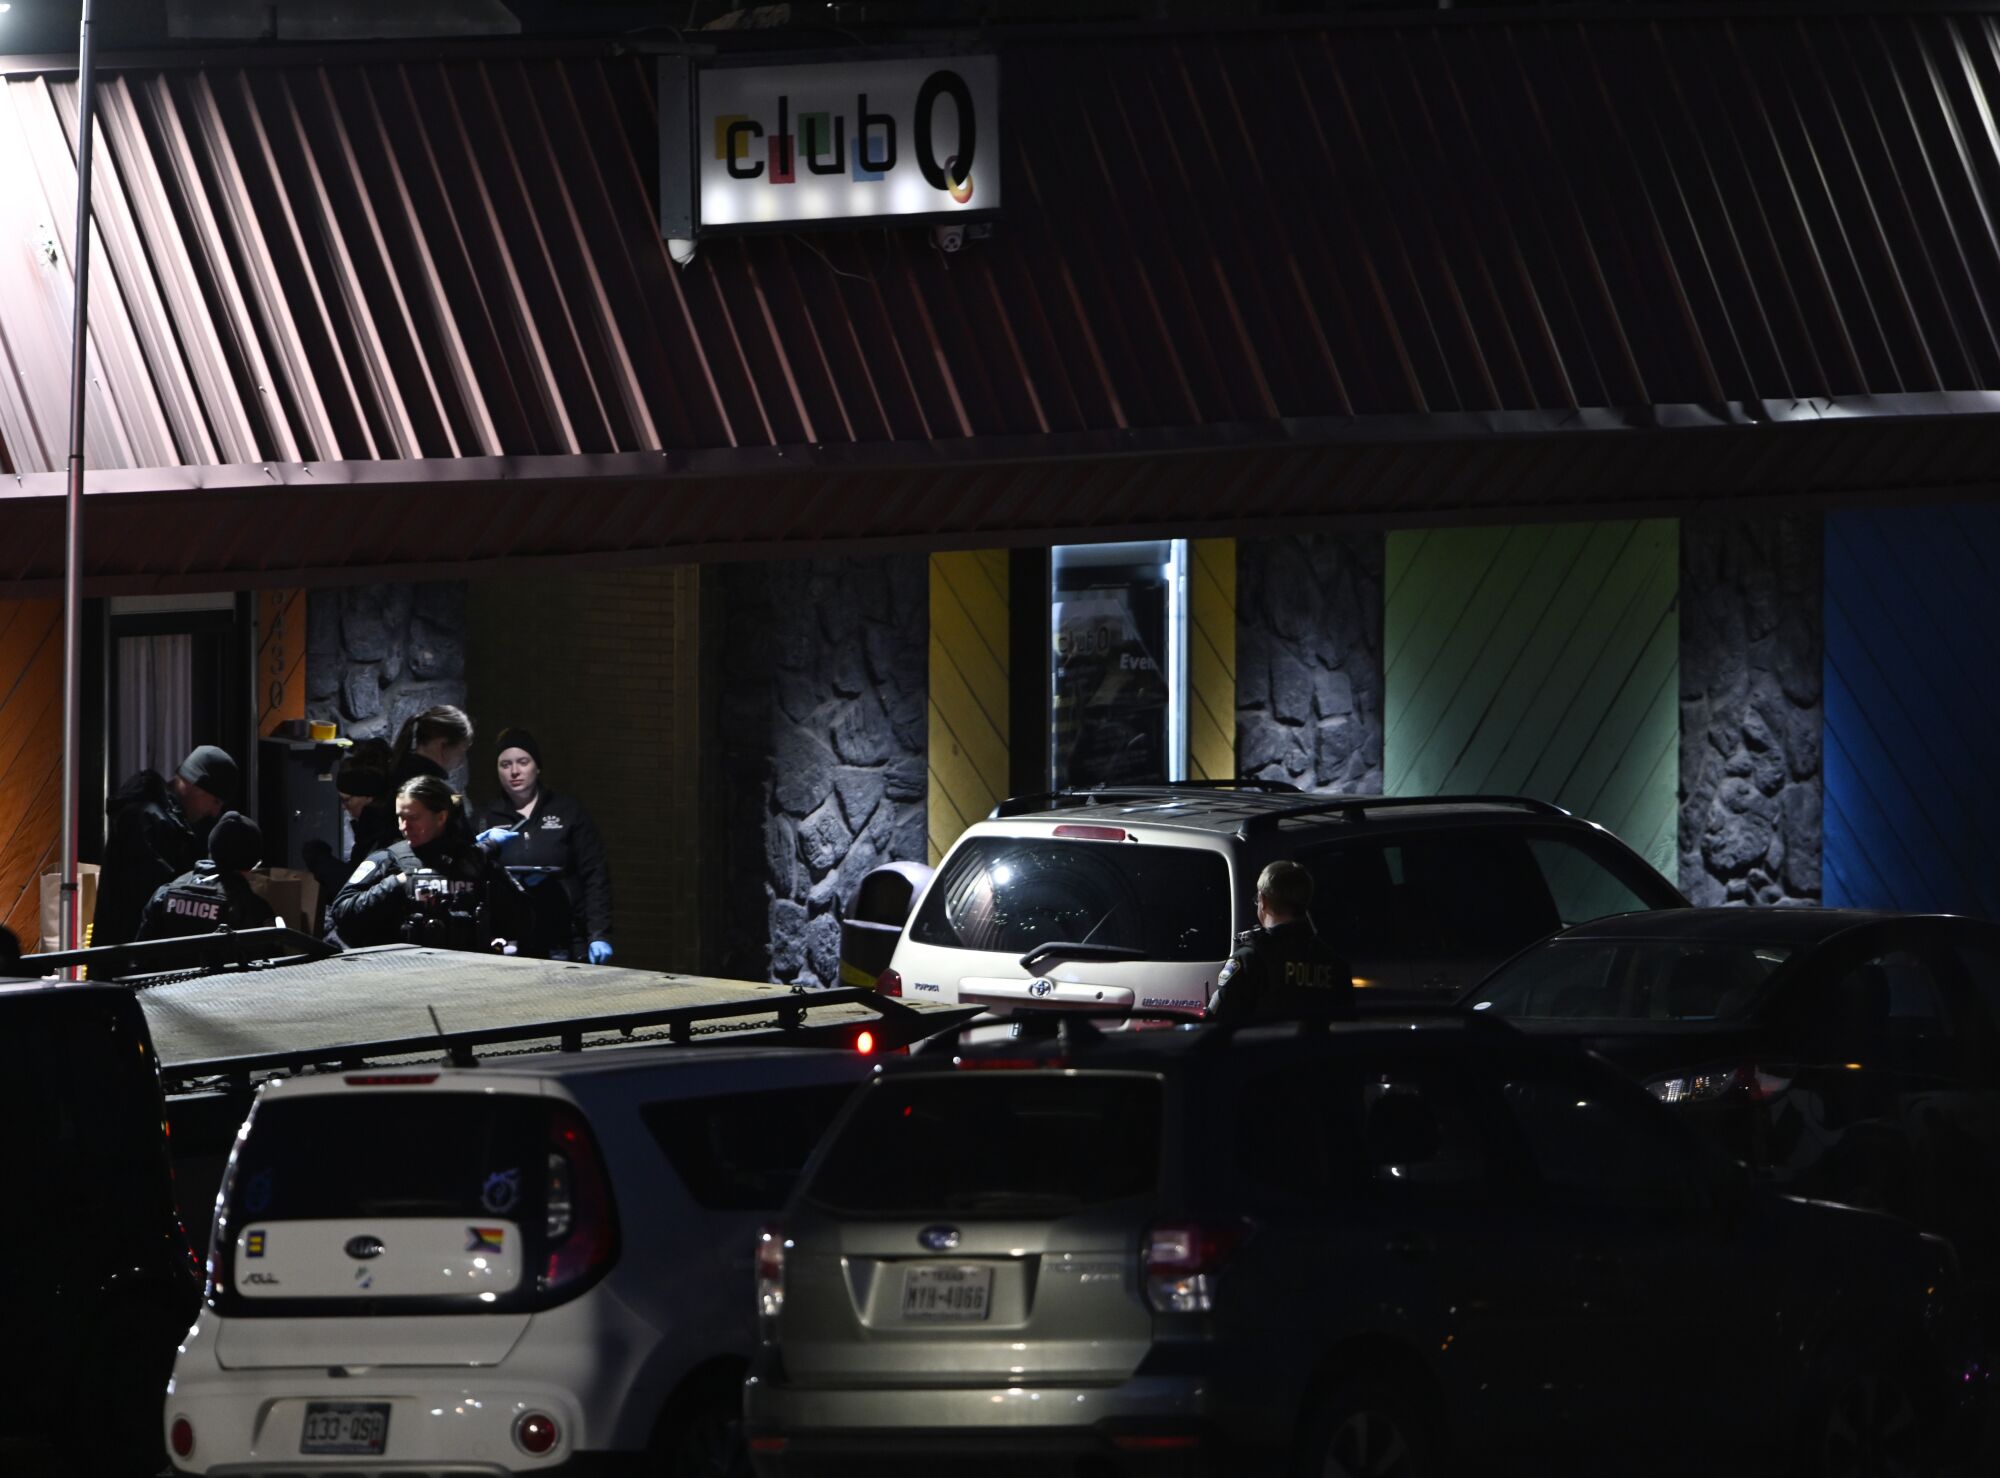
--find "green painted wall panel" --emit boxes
[1386,520,1679,877]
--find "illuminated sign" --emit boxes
[661,54,1000,235]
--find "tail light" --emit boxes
[757,1225,788,1338]
[876,967,903,997]
[540,1102,617,1300]
[513,1411,559,1455]
[1647,1064,1790,1105]
[1143,1220,1247,1314]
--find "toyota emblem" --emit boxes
[344,1234,386,1260]
[918,1225,962,1252]
[1027,980,1054,998]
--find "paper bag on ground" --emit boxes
[38,864,100,954]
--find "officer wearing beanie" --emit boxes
[1207,860,1355,1027]
[476,727,614,963]
[95,744,241,947]
[137,811,277,941]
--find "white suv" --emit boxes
[165,1044,880,1476]
[882,785,1687,1014]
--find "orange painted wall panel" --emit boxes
[258,589,307,734]
[0,600,62,948]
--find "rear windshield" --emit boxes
[808,1074,1161,1216]
[908,836,1231,960]
[1467,939,1795,1021]
[228,1094,550,1224]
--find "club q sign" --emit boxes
[662,55,1000,234]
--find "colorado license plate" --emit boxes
[901,1263,993,1320]
[301,1401,391,1456]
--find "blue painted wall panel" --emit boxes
[1823,507,2000,916]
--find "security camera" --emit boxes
[667,237,697,268]
[931,223,965,254]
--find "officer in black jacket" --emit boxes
[477,728,614,963]
[328,774,530,954]
[1208,859,1355,1027]
[94,745,239,947]
[137,812,277,940]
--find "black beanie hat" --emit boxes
[494,727,543,769]
[335,757,389,800]
[207,811,262,872]
[177,744,241,803]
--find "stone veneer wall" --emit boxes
[1236,533,1385,793]
[718,555,928,987]
[1678,516,1823,905]
[307,583,470,786]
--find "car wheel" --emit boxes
[1298,1379,1433,1478]
[650,1372,749,1478]
[1806,1358,1931,1478]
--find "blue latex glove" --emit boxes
[588,940,614,966]
[476,826,525,848]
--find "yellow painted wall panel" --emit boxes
[928,552,1011,864]
[1188,538,1236,781]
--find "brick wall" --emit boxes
[464,567,704,973]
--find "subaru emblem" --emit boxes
[918,1225,961,1252]
[345,1234,385,1261]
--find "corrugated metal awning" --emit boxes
[7,10,2000,586]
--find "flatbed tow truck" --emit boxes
[22,927,977,1249]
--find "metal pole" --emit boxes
[59,0,98,963]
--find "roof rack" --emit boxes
[1234,793,1573,838]
[157,989,982,1096]
[990,779,1301,820]
[24,926,336,984]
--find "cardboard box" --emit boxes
[38,864,100,953]
[249,866,321,938]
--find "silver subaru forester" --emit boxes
[744,1020,1985,1478]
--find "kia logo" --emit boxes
[918,1225,961,1252]
[345,1235,385,1261]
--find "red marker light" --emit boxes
[855,1030,877,1055]
[170,1418,195,1459]
[514,1412,559,1455]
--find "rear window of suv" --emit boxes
[226,1094,550,1223]
[808,1075,1162,1216]
[908,836,1231,960]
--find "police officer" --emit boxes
[328,773,530,953]
[136,812,277,941]
[476,728,613,964]
[1207,860,1355,1027]
[95,744,240,947]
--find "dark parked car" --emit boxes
[1,979,202,1475]
[745,1018,1982,1476]
[1462,908,2000,1308]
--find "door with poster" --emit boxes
[1050,543,1181,790]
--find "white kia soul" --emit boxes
[165,1045,878,1475]
[881,785,1687,1014]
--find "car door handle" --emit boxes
[1383,1231,1433,1259]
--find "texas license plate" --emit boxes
[901,1263,993,1320]
[301,1401,391,1456]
